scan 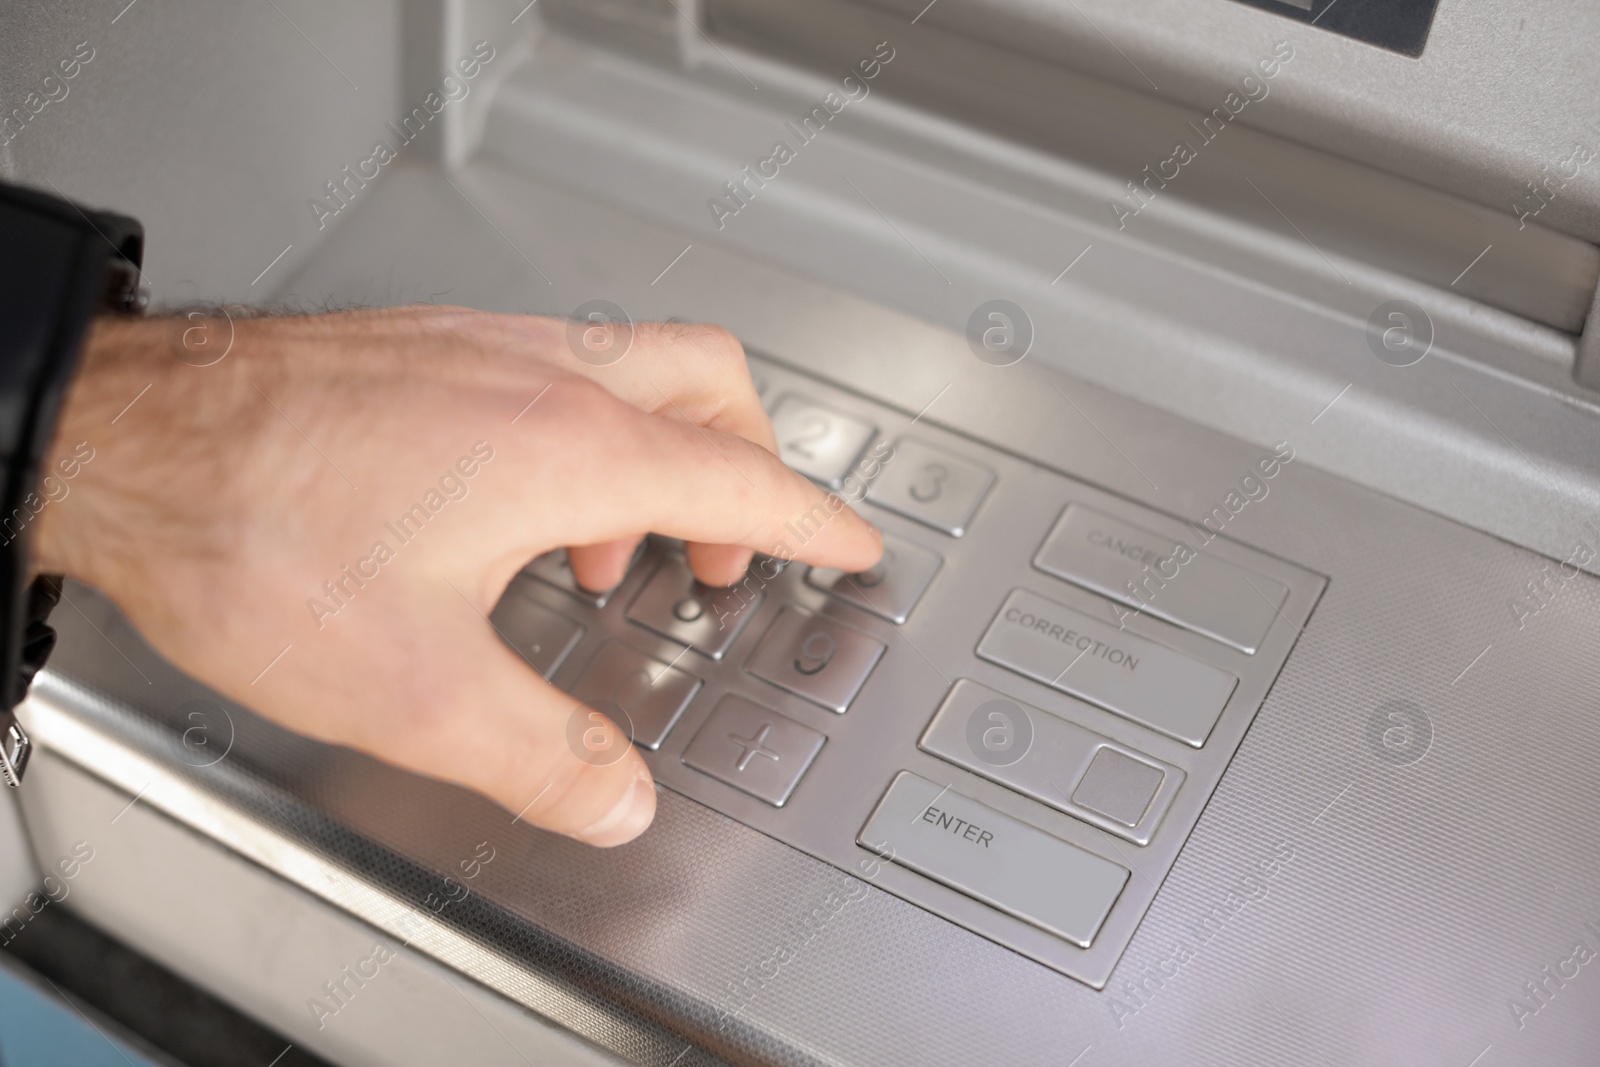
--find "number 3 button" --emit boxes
[866,438,994,537]
[747,606,885,713]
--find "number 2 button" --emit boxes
[771,395,878,489]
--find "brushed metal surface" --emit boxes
[16,750,633,1067]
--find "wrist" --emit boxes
[32,316,136,583]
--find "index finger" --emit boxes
[498,377,882,576]
[545,320,798,585]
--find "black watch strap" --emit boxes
[0,180,144,786]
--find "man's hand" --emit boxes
[35,306,882,846]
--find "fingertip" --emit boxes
[687,542,755,588]
[837,504,885,571]
[568,537,643,592]
[575,767,657,847]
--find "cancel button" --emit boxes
[977,588,1237,747]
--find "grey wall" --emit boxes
[1,0,406,307]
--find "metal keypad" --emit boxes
[866,437,995,537]
[681,694,825,806]
[625,555,763,660]
[489,585,584,679]
[503,356,1325,990]
[569,639,700,750]
[805,533,941,624]
[746,606,885,713]
[770,394,877,488]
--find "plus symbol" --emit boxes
[728,723,781,771]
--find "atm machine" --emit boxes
[4,0,1600,1063]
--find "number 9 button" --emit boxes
[746,606,886,713]
[866,437,995,537]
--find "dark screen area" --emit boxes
[1227,0,1440,57]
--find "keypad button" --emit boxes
[805,534,941,625]
[681,694,825,806]
[525,543,645,608]
[1034,504,1288,654]
[858,772,1129,948]
[1072,748,1166,830]
[976,588,1237,748]
[770,394,877,488]
[625,556,764,660]
[866,438,995,537]
[746,606,885,713]
[569,639,701,750]
[919,680,1183,845]
[489,587,584,679]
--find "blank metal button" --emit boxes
[771,394,877,488]
[919,680,1182,845]
[866,438,995,537]
[525,543,644,608]
[805,534,940,624]
[977,588,1236,747]
[625,556,763,660]
[1034,504,1288,654]
[1072,748,1166,830]
[569,640,701,750]
[489,587,584,679]
[746,606,885,713]
[858,772,1129,948]
[682,694,825,806]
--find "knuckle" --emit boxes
[648,321,746,365]
[688,322,747,365]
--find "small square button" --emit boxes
[569,639,701,750]
[866,438,995,537]
[805,534,941,624]
[625,556,764,660]
[682,695,825,806]
[490,587,584,679]
[770,394,877,488]
[746,606,885,713]
[1072,747,1166,828]
[525,543,645,608]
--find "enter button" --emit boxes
[858,772,1129,948]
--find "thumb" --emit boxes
[379,601,657,847]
